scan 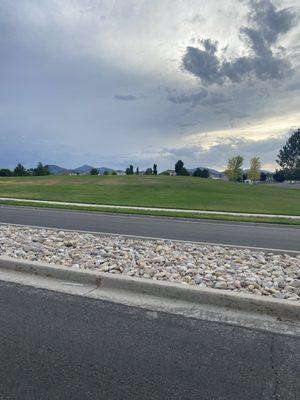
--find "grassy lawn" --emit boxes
[0,175,299,216]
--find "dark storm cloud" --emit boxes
[182,0,298,85]
[182,40,223,85]
[166,87,228,109]
[244,0,297,48]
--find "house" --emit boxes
[116,170,126,176]
[160,169,176,176]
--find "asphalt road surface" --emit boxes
[0,205,300,251]
[0,281,299,400]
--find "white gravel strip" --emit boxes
[0,197,300,219]
[0,225,299,301]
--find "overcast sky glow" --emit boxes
[1,0,300,171]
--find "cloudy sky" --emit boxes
[1,0,300,171]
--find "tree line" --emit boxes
[125,164,158,175]
[171,160,210,177]
[1,129,299,181]
[224,129,300,182]
[124,129,299,181]
[0,162,50,177]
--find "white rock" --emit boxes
[0,224,298,301]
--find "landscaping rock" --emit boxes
[0,225,299,301]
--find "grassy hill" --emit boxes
[0,175,299,216]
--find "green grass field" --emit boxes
[0,175,299,217]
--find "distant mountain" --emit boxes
[46,164,117,175]
[46,165,70,175]
[74,164,95,174]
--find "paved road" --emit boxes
[0,205,299,251]
[0,281,299,400]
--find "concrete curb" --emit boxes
[0,256,299,322]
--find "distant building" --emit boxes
[116,170,126,176]
[208,170,226,180]
[160,169,176,176]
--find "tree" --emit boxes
[260,172,267,182]
[202,168,209,178]
[145,168,153,175]
[248,157,261,181]
[193,168,202,177]
[0,169,13,176]
[136,167,139,175]
[273,169,285,182]
[112,170,117,175]
[292,159,300,180]
[177,167,190,176]
[277,129,300,176]
[153,164,158,175]
[33,162,50,176]
[35,162,45,176]
[225,156,243,182]
[44,165,50,175]
[125,165,134,175]
[103,169,110,175]
[90,168,98,175]
[193,168,209,178]
[14,163,28,176]
[175,160,184,175]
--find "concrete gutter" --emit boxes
[0,197,300,220]
[0,256,299,323]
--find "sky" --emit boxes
[1,0,300,171]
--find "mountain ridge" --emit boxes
[46,164,116,175]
